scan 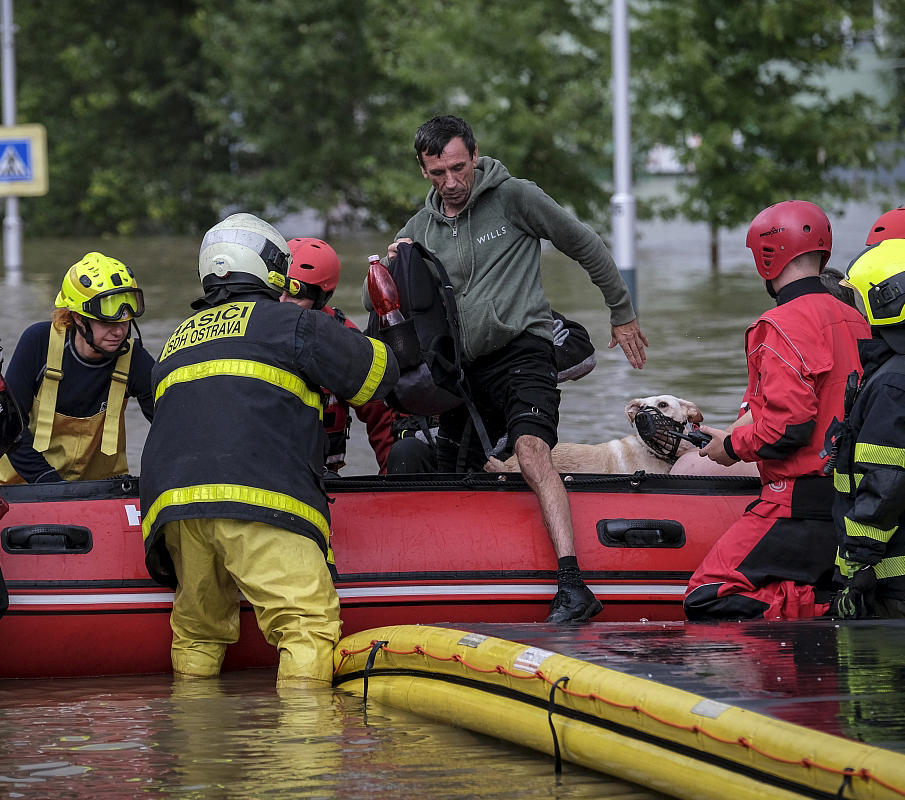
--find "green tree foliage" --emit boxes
[197,0,614,233]
[196,0,407,233]
[633,0,885,268]
[363,0,613,229]
[11,0,895,244]
[17,0,229,236]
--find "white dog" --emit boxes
[484,395,704,474]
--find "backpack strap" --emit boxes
[413,243,494,459]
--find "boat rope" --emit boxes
[336,639,905,798]
[361,639,388,724]
[547,675,570,774]
[836,767,854,798]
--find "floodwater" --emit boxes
[3,620,904,798]
[0,198,893,798]
[0,671,669,799]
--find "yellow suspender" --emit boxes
[31,327,66,452]
[32,327,134,456]
[101,342,133,456]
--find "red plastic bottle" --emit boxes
[366,254,405,328]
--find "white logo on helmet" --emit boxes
[212,255,234,277]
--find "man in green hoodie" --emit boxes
[383,115,648,623]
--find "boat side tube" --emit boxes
[334,625,905,800]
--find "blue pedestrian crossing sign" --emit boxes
[0,124,48,197]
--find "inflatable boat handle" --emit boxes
[597,518,685,548]
[2,524,93,554]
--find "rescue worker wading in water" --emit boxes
[277,237,394,474]
[0,253,153,484]
[140,213,399,686]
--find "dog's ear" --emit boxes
[625,399,643,425]
[679,400,704,424]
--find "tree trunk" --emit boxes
[709,222,720,273]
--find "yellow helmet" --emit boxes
[843,239,905,327]
[55,252,145,321]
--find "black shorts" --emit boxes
[436,332,560,472]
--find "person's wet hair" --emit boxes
[821,267,857,308]
[414,116,477,167]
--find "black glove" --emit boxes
[831,562,878,619]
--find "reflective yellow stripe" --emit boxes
[854,442,905,469]
[836,552,905,580]
[141,483,330,544]
[844,516,896,544]
[348,338,389,407]
[155,359,322,416]
[833,471,862,492]
[876,555,905,581]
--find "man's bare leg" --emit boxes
[513,434,575,556]
[514,434,603,622]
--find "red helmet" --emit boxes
[866,207,905,245]
[285,238,341,309]
[746,200,832,281]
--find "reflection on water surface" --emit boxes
[0,671,668,799]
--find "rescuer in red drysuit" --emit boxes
[278,238,394,474]
[684,200,871,620]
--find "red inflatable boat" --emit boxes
[0,472,759,679]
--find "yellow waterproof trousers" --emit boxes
[163,518,341,684]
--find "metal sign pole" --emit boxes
[1,0,21,279]
[611,0,636,309]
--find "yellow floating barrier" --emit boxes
[334,625,905,800]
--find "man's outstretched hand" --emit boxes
[609,319,649,369]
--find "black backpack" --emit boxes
[366,242,598,463]
[366,241,466,417]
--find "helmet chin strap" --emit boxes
[765,279,778,300]
[73,317,132,359]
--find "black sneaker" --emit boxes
[545,583,603,623]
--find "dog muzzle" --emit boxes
[633,406,687,464]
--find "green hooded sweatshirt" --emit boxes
[376,156,636,364]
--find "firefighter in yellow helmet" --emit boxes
[830,239,905,619]
[0,253,153,484]
[140,213,399,685]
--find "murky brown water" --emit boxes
[4,619,902,798]
[0,671,669,799]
